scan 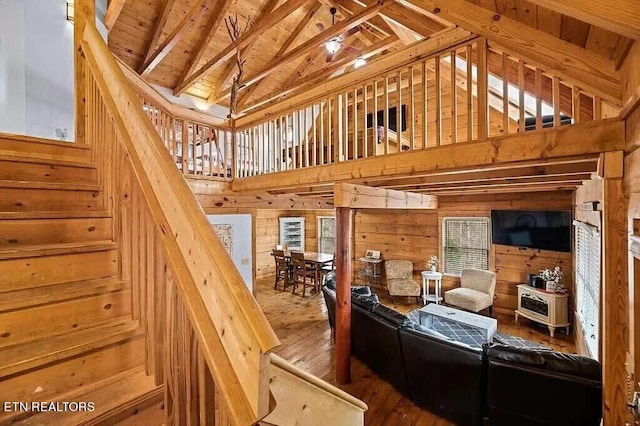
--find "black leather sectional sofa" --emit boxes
[321,272,602,426]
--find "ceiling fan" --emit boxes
[317,7,361,62]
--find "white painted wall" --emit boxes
[0,0,74,140]
[207,214,254,293]
[0,0,26,134]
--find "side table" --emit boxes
[357,257,384,289]
[421,271,443,305]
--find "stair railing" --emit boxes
[75,1,367,424]
[76,3,278,423]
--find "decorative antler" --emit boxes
[225,14,251,118]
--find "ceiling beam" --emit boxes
[231,118,624,192]
[401,0,622,104]
[404,175,587,191]
[235,26,473,126]
[139,0,176,71]
[334,183,438,208]
[381,2,447,36]
[332,0,396,38]
[525,0,640,41]
[139,0,211,77]
[418,184,580,196]
[174,0,313,96]
[194,192,335,210]
[209,1,391,105]
[216,0,282,94]
[237,2,323,109]
[104,0,127,30]
[239,33,400,113]
[376,163,597,189]
[176,0,234,89]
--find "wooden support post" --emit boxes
[601,151,630,426]
[476,40,488,140]
[335,206,353,385]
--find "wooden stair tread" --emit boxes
[0,240,117,259]
[0,277,128,313]
[0,317,142,378]
[0,179,101,191]
[0,153,96,168]
[0,211,111,219]
[7,366,161,426]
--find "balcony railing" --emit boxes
[232,33,612,178]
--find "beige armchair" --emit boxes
[444,268,497,315]
[386,260,421,303]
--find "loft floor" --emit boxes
[255,277,576,425]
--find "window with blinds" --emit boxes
[317,216,336,255]
[574,221,600,360]
[442,217,490,275]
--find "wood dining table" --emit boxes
[282,251,334,286]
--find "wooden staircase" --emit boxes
[0,2,368,424]
[0,133,161,425]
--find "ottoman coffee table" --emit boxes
[419,303,498,343]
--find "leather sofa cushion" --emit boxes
[351,293,379,311]
[372,304,413,327]
[351,286,372,296]
[486,344,601,381]
[399,326,485,426]
[485,344,602,425]
[321,287,336,330]
[351,304,409,395]
[324,271,337,290]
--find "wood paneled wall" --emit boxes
[353,191,574,314]
[255,209,334,279]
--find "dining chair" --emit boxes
[318,253,336,285]
[291,252,317,297]
[273,249,292,291]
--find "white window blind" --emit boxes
[442,217,490,275]
[574,220,600,360]
[318,216,336,255]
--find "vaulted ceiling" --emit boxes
[106,0,637,117]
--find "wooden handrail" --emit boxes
[78,10,279,424]
[263,354,367,426]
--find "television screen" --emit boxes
[490,210,572,253]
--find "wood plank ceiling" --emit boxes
[107,0,635,117]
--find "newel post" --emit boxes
[335,206,353,384]
[74,0,95,144]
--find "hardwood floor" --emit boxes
[255,276,576,425]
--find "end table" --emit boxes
[421,271,443,305]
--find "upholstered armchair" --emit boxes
[444,268,497,315]
[386,260,421,303]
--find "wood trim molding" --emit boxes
[630,235,640,260]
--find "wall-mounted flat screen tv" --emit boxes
[490,210,572,253]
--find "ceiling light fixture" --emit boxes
[354,57,367,68]
[325,37,341,54]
